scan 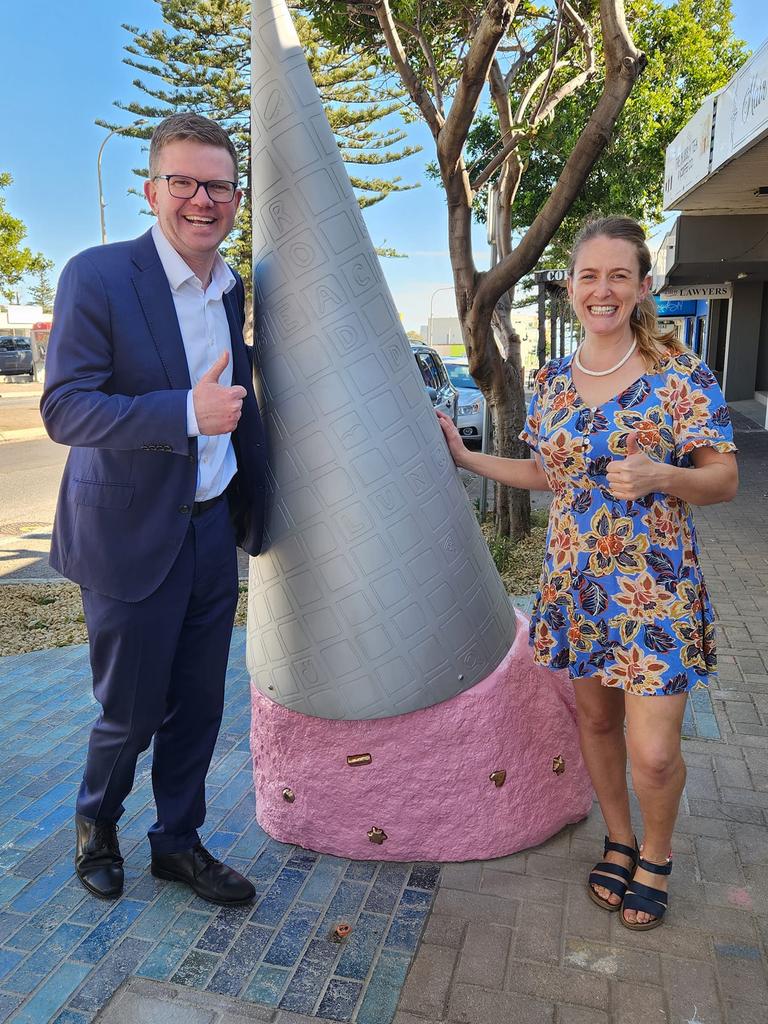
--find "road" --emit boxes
[0,383,65,580]
[0,435,66,534]
[0,385,63,530]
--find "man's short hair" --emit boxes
[149,113,239,180]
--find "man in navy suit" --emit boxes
[42,113,265,904]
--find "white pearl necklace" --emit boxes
[574,336,637,377]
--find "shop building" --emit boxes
[653,38,768,428]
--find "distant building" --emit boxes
[0,304,44,337]
[422,316,464,348]
[423,311,542,378]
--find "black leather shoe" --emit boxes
[75,814,124,899]
[151,843,255,905]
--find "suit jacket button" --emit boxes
[179,504,191,514]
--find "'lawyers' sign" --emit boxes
[659,284,732,300]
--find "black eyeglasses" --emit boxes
[152,174,238,203]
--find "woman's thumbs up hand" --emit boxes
[605,430,658,500]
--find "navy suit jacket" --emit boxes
[42,229,266,602]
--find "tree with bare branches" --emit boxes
[309,0,647,540]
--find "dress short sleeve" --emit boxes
[519,368,545,453]
[665,357,737,459]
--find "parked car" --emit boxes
[411,343,458,423]
[0,337,34,379]
[442,356,485,443]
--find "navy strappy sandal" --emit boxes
[621,854,672,930]
[587,835,639,911]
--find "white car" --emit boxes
[443,357,485,443]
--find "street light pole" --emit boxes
[428,285,454,346]
[97,121,146,244]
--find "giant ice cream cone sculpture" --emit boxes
[248,0,592,859]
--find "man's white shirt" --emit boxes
[151,222,238,502]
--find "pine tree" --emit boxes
[27,258,56,312]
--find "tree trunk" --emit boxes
[489,293,531,542]
[492,364,531,541]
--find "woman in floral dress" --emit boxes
[437,216,738,930]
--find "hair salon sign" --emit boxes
[712,38,768,171]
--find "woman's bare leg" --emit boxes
[623,691,688,924]
[572,677,634,905]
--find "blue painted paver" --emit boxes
[317,977,363,1022]
[243,963,290,1006]
[251,868,309,927]
[355,949,411,1024]
[263,904,321,967]
[205,925,272,996]
[7,961,90,1024]
[0,955,23,986]
[335,913,388,980]
[171,948,220,989]
[135,937,188,982]
[278,938,341,1014]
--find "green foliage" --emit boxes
[467,0,747,262]
[0,173,46,303]
[101,0,421,281]
[486,530,516,574]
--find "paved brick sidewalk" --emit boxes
[393,414,768,1024]
[0,415,765,1024]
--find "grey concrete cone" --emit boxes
[248,0,517,720]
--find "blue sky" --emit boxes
[2,0,765,330]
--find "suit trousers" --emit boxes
[76,497,239,853]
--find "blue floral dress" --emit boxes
[520,350,736,696]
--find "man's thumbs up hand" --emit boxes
[199,350,230,385]
[605,429,657,501]
[192,351,247,436]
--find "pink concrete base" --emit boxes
[249,610,593,861]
